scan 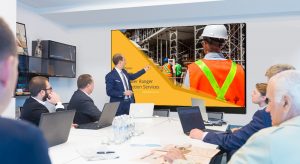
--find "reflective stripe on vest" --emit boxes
[163,64,171,74]
[195,60,237,101]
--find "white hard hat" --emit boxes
[201,25,228,40]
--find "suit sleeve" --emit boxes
[203,110,267,152]
[79,99,101,122]
[127,69,146,80]
[22,126,51,164]
[30,106,49,126]
[105,73,125,98]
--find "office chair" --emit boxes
[210,151,227,164]
[62,103,69,109]
[153,109,170,117]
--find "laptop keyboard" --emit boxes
[77,122,101,129]
[185,129,222,135]
[203,129,223,133]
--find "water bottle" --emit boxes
[113,116,121,144]
[112,115,136,144]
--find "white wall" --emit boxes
[16,4,77,106]
[226,17,300,124]
[0,0,16,31]
[16,4,111,109]
[67,27,111,108]
[17,4,300,125]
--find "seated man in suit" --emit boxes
[188,64,295,158]
[189,83,271,158]
[0,17,51,163]
[105,53,149,116]
[230,70,300,163]
[68,74,101,124]
[20,76,64,126]
[163,64,295,163]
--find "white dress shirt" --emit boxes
[115,67,129,92]
[115,67,132,100]
[31,96,64,111]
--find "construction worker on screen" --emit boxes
[183,25,245,106]
[162,57,173,77]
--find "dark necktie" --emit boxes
[121,71,129,90]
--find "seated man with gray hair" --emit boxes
[229,70,300,163]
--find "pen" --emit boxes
[97,151,115,154]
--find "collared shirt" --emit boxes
[80,89,90,97]
[32,96,46,106]
[115,67,129,92]
[31,96,64,110]
[258,105,267,110]
[183,52,226,88]
[229,115,300,163]
[115,67,131,99]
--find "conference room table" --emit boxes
[49,113,227,164]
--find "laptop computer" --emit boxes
[129,103,154,118]
[39,110,75,147]
[76,102,120,130]
[191,98,208,121]
[177,106,222,135]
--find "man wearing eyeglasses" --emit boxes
[20,76,64,126]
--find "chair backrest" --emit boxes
[62,103,69,109]
[153,109,170,117]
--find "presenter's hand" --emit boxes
[47,92,62,105]
[144,65,150,72]
[189,129,204,140]
[163,148,186,163]
[124,90,133,96]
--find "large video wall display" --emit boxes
[111,23,246,113]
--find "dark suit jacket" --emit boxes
[203,108,271,157]
[20,97,64,126]
[68,90,101,124]
[105,68,145,103]
[0,117,51,164]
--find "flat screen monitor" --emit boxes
[111,23,246,114]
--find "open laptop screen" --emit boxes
[39,110,75,147]
[177,106,206,134]
[129,103,154,118]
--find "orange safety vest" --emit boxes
[188,59,245,106]
[162,63,173,77]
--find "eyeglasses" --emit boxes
[43,87,53,91]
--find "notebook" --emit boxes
[177,106,222,135]
[39,110,75,147]
[76,102,120,130]
[129,103,154,118]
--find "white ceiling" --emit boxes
[18,0,218,10]
[18,0,300,28]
